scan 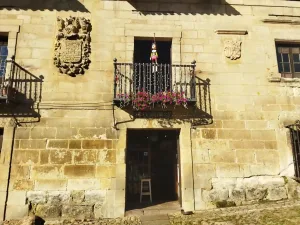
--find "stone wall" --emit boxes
[5,110,122,219]
[201,176,300,208]
[0,0,300,220]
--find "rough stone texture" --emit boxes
[245,188,267,201]
[14,216,35,225]
[62,205,93,219]
[203,189,229,202]
[70,191,85,204]
[286,178,300,199]
[229,189,245,205]
[47,191,70,205]
[170,200,300,225]
[35,204,62,218]
[1,0,300,220]
[84,190,106,204]
[94,203,104,219]
[266,187,288,201]
[26,191,46,204]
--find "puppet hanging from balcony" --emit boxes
[150,34,158,72]
[150,43,158,64]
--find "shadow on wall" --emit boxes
[0,0,241,15]
[116,0,241,16]
[0,0,89,12]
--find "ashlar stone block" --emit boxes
[13,150,39,164]
[62,205,93,219]
[67,179,100,191]
[286,177,300,199]
[266,187,287,201]
[5,205,28,220]
[245,188,267,201]
[35,179,67,191]
[48,191,70,205]
[7,191,27,205]
[84,190,106,204]
[203,189,229,202]
[70,191,85,204]
[32,166,62,179]
[35,204,62,218]
[50,150,72,164]
[13,179,34,191]
[64,165,95,178]
[74,150,97,164]
[216,164,243,178]
[27,191,46,204]
[47,140,68,149]
[96,165,116,178]
[229,189,245,205]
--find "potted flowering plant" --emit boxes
[118,90,188,111]
[117,93,131,108]
[1,79,10,97]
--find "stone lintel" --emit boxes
[215,30,248,35]
[262,19,300,25]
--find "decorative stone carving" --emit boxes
[224,39,242,60]
[54,16,91,76]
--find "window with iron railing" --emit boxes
[0,36,8,78]
[0,35,8,99]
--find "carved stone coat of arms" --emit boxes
[54,16,91,76]
[224,39,242,60]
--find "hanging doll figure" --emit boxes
[150,42,158,64]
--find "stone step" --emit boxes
[140,215,170,225]
[126,209,179,216]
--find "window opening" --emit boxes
[276,43,300,78]
[0,35,8,79]
[133,38,172,94]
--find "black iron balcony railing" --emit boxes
[0,58,43,105]
[113,59,197,108]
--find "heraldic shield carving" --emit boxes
[54,16,91,76]
[224,39,242,60]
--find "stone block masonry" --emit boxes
[2,118,121,219]
[198,177,300,208]
[1,0,300,221]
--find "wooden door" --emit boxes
[176,131,182,206]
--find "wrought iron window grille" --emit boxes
[287,120,300,178]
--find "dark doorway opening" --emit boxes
[133,38,172,94]
[125,129,181,212]
[134,38,172,64]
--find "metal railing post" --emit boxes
[113,58,117,99]
[191,60,196,100]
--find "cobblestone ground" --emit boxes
[169,200,300,225]
[2,200,300,225]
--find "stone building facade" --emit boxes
[0,0,300,221]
